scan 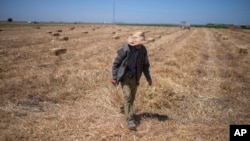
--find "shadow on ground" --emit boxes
[134,112,168,125]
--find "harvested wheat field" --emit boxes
[0,24,249,141]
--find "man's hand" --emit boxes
[147,79,152,86]
[111,79,118,86]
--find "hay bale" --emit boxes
[47,31,53,34]
[155,35,161,39]
[147,37,155,42]
[222,36,228,40]
[59,37,69,41]
[53,33,60,36]
[112,35,119,39]
[70,27,75,30]
[239,48,248,54]
[95,26,101,29]
[0,29,3,32]
[83,31,88,34]
[50,48,67,56]
[111,31,116,34]
[57,30,62,32]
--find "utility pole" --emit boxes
[113,1,116,24]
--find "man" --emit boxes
[111,31,152,130]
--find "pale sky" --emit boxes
[1,0,250,25]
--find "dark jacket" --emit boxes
[112,44,151,85]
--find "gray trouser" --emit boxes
[120,73,138,122]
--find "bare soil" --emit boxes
[0,24,249,141]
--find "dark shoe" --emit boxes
[128,120,136,130]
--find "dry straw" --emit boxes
[0,25,249,141]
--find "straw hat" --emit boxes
[127,31,147,46]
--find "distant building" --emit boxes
[180,21,191,30]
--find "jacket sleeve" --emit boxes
[112,48,126,80]
[143,48,151,81]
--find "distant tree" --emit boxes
[7,18,13,22]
